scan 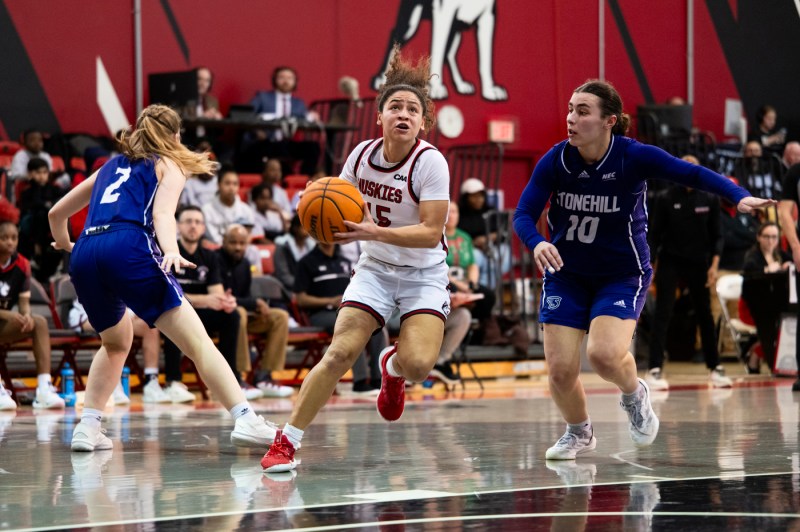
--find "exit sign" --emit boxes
[488,119,515,143]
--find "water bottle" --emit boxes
[60,363,76,407]
[121,366,130,398]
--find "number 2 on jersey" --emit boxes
[366,202,392,227]
[565,215,599,243]
[99,167,132,204]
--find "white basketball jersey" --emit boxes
[340,138,450,268]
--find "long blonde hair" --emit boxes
[116,104,217,176]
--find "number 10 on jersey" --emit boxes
[565,215,599,243]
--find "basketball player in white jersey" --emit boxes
[261,48,450,472]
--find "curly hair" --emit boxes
[116,104,218,177]
[376,45,436,131]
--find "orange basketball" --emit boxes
[297,177,365,244]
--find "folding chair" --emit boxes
[716,274,758,358]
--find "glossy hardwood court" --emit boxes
[1,366,798,531]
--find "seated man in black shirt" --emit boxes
[217,224,293,398]
[295,241,384,394]
[162,206,261,402]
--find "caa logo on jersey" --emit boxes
[545,296,562,310]
[393,173,407,182]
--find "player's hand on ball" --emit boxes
[533,241,563,275]
[336,203,374,243]
[161,253,196,273]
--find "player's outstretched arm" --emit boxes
[48,171,99,252]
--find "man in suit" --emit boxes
[241,66,320,175]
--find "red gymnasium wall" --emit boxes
[2,0,797,198]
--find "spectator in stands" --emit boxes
[777,162,800,391]
[251,183,287,241]
[180,67,223,146]
[0,221,64,411]
[782,141,800,169]
[9,130,53,182]
[68,302,169,404]
[201,166,263,244]
[749,104,786,153]
[162,206,259,402]
[185,67,223,121]
[737,141,782,201]
[217,224,293,397]
[273,214,315,291]
[295,241,384,394]
[261,159,293,215]
[18,157,64,282]
[741,222,792,374]
[647,156,732,391]
[180,168,218,208]
[241,66,320,175]
[457,178,510,288]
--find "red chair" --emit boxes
[51,155,66,173]
[0,155,11,170]
[69,157,87,172]
[238,173,262,201]
[254,243,276,275]
[284,174,310,188]
[0,141,21,155]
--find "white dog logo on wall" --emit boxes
[545,296,562,310]
[372,0,507,101]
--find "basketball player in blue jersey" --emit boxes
[514,80,775,460]
[48,104,277,452]
[261,48,451,473]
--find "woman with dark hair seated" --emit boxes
[741,222,792,373]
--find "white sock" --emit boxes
[386,355,402,378]
[144,368,159,383]
[230,402,256,421]
[81,408,103,429]
[37,373,52,391]
[283,423,304,447]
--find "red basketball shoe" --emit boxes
[260,429,297,473]
[377,344,405,421]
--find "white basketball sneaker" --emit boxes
[71,421,113,452]
[545,427,597,460]
[230,415,278,448]
[32,384,65,409]
[111,383,130,405]
[645,368,669,391]
[0,386,16,410]
[142,379,171,403]
[164,381,195,403]
[710,366,733,388]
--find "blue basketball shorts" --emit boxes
[538,268,652,331]
[70,227,184,333]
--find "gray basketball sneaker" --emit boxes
[545,427,597,460]
[620,378,660,447]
